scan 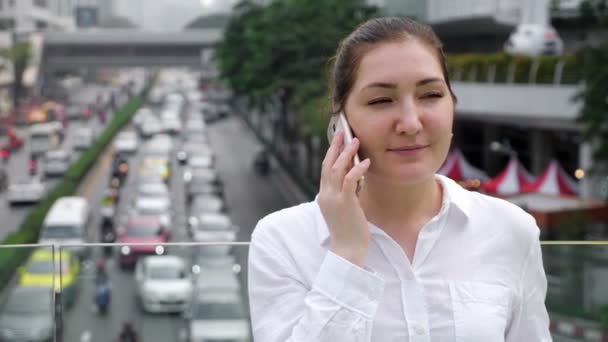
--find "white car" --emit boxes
[43,150,71,177]
[161,116,182,135]
[132,196,172,229]
[184,292,250,342]
[140,117,163,138]
[504,24,564,56]
[135,256,193,313]
[7,177,46,205]
[137,182,169,199]
[114,131,138,154]
[190,213,239,257]
[73,127,94,150]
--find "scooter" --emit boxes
[94,280,111,315]
[100,218,116,256]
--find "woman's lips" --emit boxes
[388,144,429,156]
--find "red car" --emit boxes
[117,216,169,268]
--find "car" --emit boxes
[73,127,94,150]
[188,212,237,237]
[7,177,46,205]
[177,142,213,165]
[135,256,193,313]
[504,24,564,57]
[189,213,239,257]
[138,158,170,183]
[140,117,163,138]
[185,154,214,170]
[133,107,155,128]
[0,286,55,342]
[117,216,170,268]
[188,194,226,219]
[65,104,85,120]
[43,150,71,177]
[183,292,250,342]
[185,176,223,202]
[113,131,139,154]
[161,116,182,135]
[18,249,80,308]
[131,196,172,228]
[137,182,169,199]
[183,167,220,185]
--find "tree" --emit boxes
[577,43,608,166]
[0,41,31,111]
[216,0,378,137]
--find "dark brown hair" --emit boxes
[329,17,456,114]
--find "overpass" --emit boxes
[40,29,222,71]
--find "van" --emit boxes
[44,150,71,177]
[29,122,62,157]
[39,197,90,257]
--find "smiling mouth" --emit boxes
[388,145,429,152]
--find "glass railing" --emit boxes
[2,242,608,341]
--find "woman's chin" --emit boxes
[370,165,436,186]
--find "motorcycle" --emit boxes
[100,218,116,256]
[253,149,271,176]
[94,279,111,315]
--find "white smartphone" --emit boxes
[327,112,365,193]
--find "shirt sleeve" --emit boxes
[505,228,552,341]
[248,221,385,342]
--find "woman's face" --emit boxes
[344,39,454,186]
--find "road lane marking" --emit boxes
[77,144,113,199]
[80,330,92,342]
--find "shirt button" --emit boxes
[413,324,425,335]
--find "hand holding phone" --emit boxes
[318,112,371,267]
[327,113,365,193]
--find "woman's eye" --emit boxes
[367,98,391,105]
[421,92,444,99]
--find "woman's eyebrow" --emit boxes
[361,78,445,91]
[417,78,444,86]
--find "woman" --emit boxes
[248,17,551,341]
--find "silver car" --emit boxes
[0,286,55,341]
[7,177,46,205]
[184,291,250,342]
[135,256,193,313]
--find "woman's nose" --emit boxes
[395,100,422,136]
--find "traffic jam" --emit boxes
[0,71,251,342]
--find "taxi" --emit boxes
[18,248,80,307]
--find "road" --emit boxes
[61,102,295,341]
[0,84,117,241]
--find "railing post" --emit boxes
[529,58,540,84]
[468,65,477,82]
[488,64,496,83]
[507,61,516,83]
[554,60,566,86]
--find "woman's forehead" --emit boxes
[354,40,444,91]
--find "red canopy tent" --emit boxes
[437,149,488,181]
[482,157,535,196]
[521,160,579,196]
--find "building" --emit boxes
[0,0,76,34]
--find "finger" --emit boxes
[320,131,344,186]
[343,158,370,194]
[331,137,360,183]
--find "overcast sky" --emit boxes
[113,0,238,30]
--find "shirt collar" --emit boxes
[314,174,472,246]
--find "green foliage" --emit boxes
[447,53,581,85]
[216,0,378,123]
[0,41,31,108]
[576,43,608,164]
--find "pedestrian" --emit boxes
[247,17,551,341]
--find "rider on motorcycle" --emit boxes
[116,321,138,342]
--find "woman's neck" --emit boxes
[359,174,443,234]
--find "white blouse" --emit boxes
[248,175,552,341]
